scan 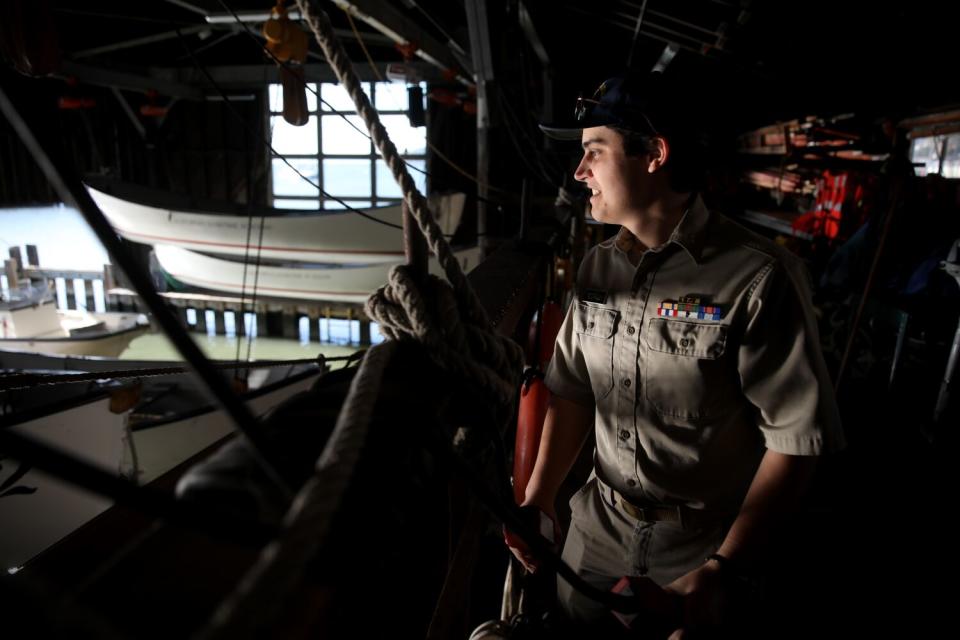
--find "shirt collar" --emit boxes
[613,193,710,265]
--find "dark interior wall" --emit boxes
[0,67,269,208]
[0,69,487,216]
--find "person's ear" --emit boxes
[647,137,670,173]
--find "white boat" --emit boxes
[0,366,322,569]
[154,244,482,303]
[85,179,465,265]
[1,286,149,357]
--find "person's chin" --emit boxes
[589,205,612,224]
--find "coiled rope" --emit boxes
[197,2,524,637]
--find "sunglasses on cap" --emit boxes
[573,94,661,137]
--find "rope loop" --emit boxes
[293,0,524,406]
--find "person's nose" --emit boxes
[574,155,590,182]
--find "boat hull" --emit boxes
[0,307,148,357]
[0,370,320,569]
[154,244,482,303]
[86,182,464,265]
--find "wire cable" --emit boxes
[215,0,517,206]
[177,28,405,231]
[342,7,383,81]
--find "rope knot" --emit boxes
[365,265,523,407]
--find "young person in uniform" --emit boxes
[508,72,846,635]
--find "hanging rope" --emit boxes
[198,339,398,640]
[293,0,524,403]
[196,3,524,637]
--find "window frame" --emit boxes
[267,81,428,210]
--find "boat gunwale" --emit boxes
[0,386,115,430]
[0,322,148,344]
[84,179,405,221]
[129,365,326,432]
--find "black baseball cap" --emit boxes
[539,73,674,141]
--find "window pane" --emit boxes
[321,82,371,111]
[323,158,371,197]
[270,115,318,155]
[269,83,317,113]
[272,158,319,196]
[910,136,941,177]
[273,198,320,210]
[375,81,423,112]
[324,199,373,210]
[381,115,426,155]
[377,159,425,198]
[943,133,960,179]
[322,115,371,155]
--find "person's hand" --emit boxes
[663,559,729,638]
[504,503,560,573]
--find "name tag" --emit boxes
[582,289,608,304]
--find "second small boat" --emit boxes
[154,244,482,303]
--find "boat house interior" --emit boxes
[1,1,958,637]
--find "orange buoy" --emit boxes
[527,300,563,369]
[513,374,549,504]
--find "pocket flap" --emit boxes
[646,318,726,359]
[574,302,618,338]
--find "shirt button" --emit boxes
[619,429,631,440]
[623,378,631,387]
[680,338,690,347]
[626,479,637,487]
[627,325,636,335]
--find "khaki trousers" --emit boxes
[557,474,730,623]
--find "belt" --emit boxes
[593,473,722,529]
[611,489,687,524]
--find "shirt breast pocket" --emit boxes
[644,318,733,421]
[574,302,619,400]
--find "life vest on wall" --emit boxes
[794,170,861,240]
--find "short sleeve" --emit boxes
[737,257,846,455]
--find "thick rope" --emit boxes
[292,0,523,402]
[197,4,524,636]
[197,340,397,640]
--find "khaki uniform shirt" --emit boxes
[545,196,845,514]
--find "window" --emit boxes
[268,81,427,209]
[910,133,960,178]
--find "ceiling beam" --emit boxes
[517,1,549,66]
[71,24,213,59]
[331,0,472,86]
[162,0,210,17]
[58,60,439,98]
[60,60,205,100]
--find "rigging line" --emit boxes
[404,0,468,57]
[626,0,650,70]
[0,84,292,499]
[244,215,268,369]
[178,39,495,236]
[496,91,560,187]
[214,2,425,177]
[216,0,517,205]
[235,195,259,369]
[342,7,383,81]
[495,86,563,183]
[497,87,561,182]
[177,28,404,231]
[0,355,358,391]
[335,2,511,200]
[426,140,511,196]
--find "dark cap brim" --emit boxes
[538,123,584,141]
